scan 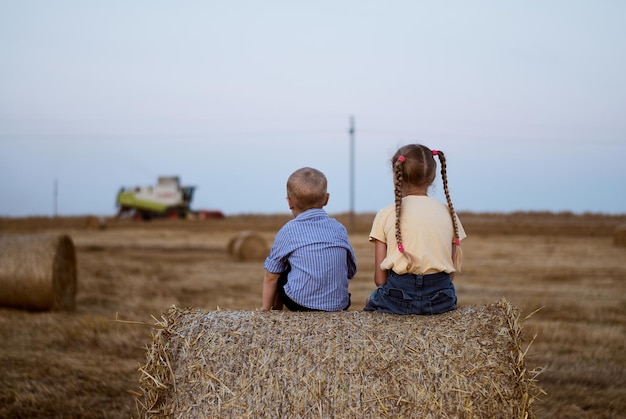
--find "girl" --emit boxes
[364,144,466,315]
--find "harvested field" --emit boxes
[0,212,625,418]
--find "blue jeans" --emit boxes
[363,271,457,315]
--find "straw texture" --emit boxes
[0,234,77,311]
[136,299,540,418]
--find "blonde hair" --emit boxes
[287,167,328,210]
[392,144,463,271]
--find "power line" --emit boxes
[348,115,355,232]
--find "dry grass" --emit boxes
[0,212,625,418]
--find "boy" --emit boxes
[260,167,357,311]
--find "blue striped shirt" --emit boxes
[264,208,357,311]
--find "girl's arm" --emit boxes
[450,244,456,281]
[373,239,388,286]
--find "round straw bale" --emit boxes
[0,234,77,311]
[85,215,107,230]
[136,299,542,418]
[227,231,268,261]
[613,224,626,247]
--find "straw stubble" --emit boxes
[136,299,541,418]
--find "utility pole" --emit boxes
[53,178,58,217]
[349,115,355,233]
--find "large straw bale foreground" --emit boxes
[136,300,540,418]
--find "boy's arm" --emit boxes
[373,239,388,286]
[260,270,281,311]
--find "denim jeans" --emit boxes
[364,270,456,315]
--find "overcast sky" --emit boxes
[1,1,625,217]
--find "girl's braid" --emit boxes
[434,150,463,271]
[393,153,416,270]
[435,151,459,240]
[393,157,404,250]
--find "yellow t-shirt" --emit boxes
[369,196,466,275]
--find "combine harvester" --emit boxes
[115,176,224,221]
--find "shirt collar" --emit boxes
[295,208,327,220]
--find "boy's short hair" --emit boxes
[287,167,328,210]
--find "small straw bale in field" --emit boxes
[136,299,541,418]
[85,215,107,230]
[0,234,77,311]
[227,231,269,261]
[613,224,626,247]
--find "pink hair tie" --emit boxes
[432,149,438,156]
[397,155,406,163]
[454,238,460,246]
[398,243,405,253]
